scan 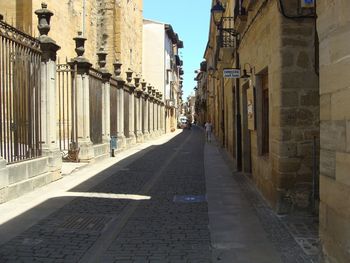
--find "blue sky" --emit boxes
[143,0,212,99]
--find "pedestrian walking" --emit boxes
[204,120,213,142]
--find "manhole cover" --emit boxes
[22,238,43,246]
[173,195,207,203]
[59,215,111,232]
[295,237,320,256]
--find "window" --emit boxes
[261,73,269,155]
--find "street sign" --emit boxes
[223,68,241,79]
[301,0,314,8]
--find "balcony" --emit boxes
[219,17,236,48]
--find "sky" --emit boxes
[143,0,212,99]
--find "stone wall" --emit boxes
[317,1,350,262]
[237,0,319,212]
[0,0,144,74]
[0,0,16,25]
[116,0,143,77]
[238,0,281,208]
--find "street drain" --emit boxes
[295,237,320,255]
[59,215,111,232]
[173,195,207,203]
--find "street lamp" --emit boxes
[211,0,225,26]
[211,1,239,37]
[241,63,254,80]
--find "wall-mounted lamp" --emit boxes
[211,1,239,38]
[241,63,254,80]
[211,0,225,26]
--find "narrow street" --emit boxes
[0,128,318,262]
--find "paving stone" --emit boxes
[0,127,319,263]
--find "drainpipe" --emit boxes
[82,0,86,36]
[235,36,242,171]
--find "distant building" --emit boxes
[142,19,184,132]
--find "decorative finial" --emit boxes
[113,60,122,77]
[73,31,87,58]
[97,46,108,70]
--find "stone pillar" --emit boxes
[156,92,161,135]
[125,70,136,145]
[134,75,143,143]
[152,88,158,136]
[155,101,159,135]
[36,3,62,171]
[160,93,165,134]
[72,32,94,161]
[141,80,149,140]
[147,85,154,137]
[113,61,126,149]
[0,157,9,203]
[97,48,111,144]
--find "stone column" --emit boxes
[155,101,159,135]
[160,93,165,134]
[156,92,161,135]
[72,32,94,161]
[97,48,111,144]
[36,3,62,171]
[152,88,158,136]
[134,75,143,143]
[113,61,126,149]
[147,85,154,137]
[125,70,136,145]
[142,81,150,141]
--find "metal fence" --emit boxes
[110,78,118,137]
[56,62,79,161]
[0,20,42,164]
[89,68,103,145]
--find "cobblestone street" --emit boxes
[0,127,319,262]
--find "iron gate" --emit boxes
[0,20,42,164]
[56,62,78,161]
[89,68,103,145]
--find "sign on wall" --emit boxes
[223,68,241,79]
[301,0,315,8]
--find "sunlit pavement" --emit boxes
[0,127,318,262]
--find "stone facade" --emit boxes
[238,0,319,213]
[318,1,350,262]
[202,0,319,213]
[0,0,143,73]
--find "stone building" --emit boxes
[143,20,184,133]
[318,1,350,262]
[0,0,143,74]
[194,61,209,126]
[202,0,319,213]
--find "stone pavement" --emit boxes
[0,126,319,262]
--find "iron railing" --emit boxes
[89,68,103,145]
[220,17,236,48]
[0,20,42,164]
[110,77,118,137]
[56,62,79,161]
